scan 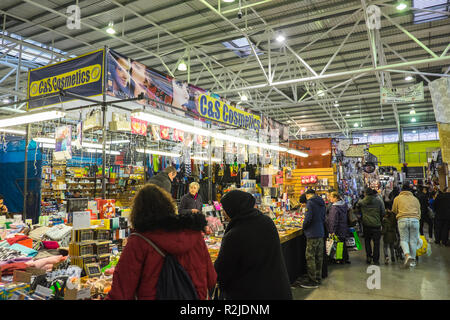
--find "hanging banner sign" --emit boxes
[197,94,261,132]
[131,117,147,136]
[380,82,424,104]
[27,49,104,110]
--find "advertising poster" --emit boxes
[381,82,424,104]
[131,117,148,136]
[107,49,174,111]
[28,49,104,110]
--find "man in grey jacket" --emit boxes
[148,166,177,194]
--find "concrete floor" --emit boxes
[292,233,450,300]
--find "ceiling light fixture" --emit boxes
[106,22,116,35]
[412,130,417,133]
[132,111,211,137]
[396,1,407,11]
[223,0,235,2]
[409,108,416,115]
[354,123,359,128]
[346,113,350,117]
[405,75,414,81]
[301,127,307,132]
[0,128,26,135]
[276,34,285,43]
[86,148,120,155]
[106,140,131,145]
[191,156,222,162]
[177,60,187,71]
[0,109,65,128]
[411,117,416,123]
[287,149,309,158]
[317,90,325,97]
[136,148,180,157]
[33,137,55,144]
[2,97,11,104]
[333,101,339,107]
[240,94,248,102]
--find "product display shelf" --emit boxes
[285,166,338,200]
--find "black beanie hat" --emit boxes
[220,190,256,220]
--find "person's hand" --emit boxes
[192,209,199,213]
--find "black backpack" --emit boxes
[131,232,199,300]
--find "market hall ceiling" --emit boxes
[0,0,449,138]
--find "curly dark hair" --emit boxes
[130,183,177,231]
[130,183,207,232]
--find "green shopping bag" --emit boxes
[353,230,362,251]
[336,241,344,260]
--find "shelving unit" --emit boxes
[285,166,338,200]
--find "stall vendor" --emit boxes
[179,182,203,214]
[0,194,8,215]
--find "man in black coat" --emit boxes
[434,188,450,246]
[147,166,177,194]
[214,190,292,300]
[416,185,433,238]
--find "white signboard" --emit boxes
[381,82,424,104]
[72,211,91,230]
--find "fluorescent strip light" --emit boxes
[106,140,130,145]
[33,137,55,144]
[212,132,259,147]
[0,128,26,135]
[287,149,309,157]
[132,111,211,137]
[259,143,288,152]
[86,148,120,155]
[41,143,55,149]
[82,142,103,149]
[0,109,65,128]
[321,151,331,156]
[191,156,222,162]
[136,148,180,157]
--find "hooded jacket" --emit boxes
[434,192,450,220]
[382,210,398,244]
[357,194,385,228]
[106,214,216,300]
[303,195,326,239]
[326,200,348,238]
[214,190,292,300]
[148,172,172,193]
[179,192,203,215]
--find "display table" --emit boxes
[207,227,306,284]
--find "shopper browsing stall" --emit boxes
[214,190,292,300]
[356,187,385,265]
[326,191,350,264]
[434,187,450,246]
[392,183,421,268]
[106,184,216,300]
[416,185,433,239]
[179,182,203,215]
[300,189,326,289]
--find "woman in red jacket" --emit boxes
[106,184,217,300]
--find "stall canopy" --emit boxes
[27,47,289,143]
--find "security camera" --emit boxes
[237,10,243,19]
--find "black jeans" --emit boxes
[364,226,381,263]
[434,219,450,245]
[420,215,433,238]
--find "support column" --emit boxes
[399,127,405,163]
[22,124,30,222]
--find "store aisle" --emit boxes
[292,236,450,300]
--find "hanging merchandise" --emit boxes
[131,117,148,136]
[83,109,102,132]
[54,125,72,161]
[150,125,161,141]
[160,125,170,140]
[224,141,234,165]
[109,112,131,132]
[236,144,246,164]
